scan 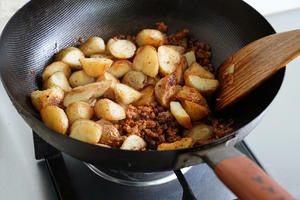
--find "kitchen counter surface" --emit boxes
[1,1,300,199]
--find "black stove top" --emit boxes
[34,133,262,200]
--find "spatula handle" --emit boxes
[215,155,295,200]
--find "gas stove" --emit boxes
[33,132,261,200]
[1,1,300,200]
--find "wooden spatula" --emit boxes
[215,29,300,111]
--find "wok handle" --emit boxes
[213,154,295,200]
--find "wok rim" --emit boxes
[0,0,285,161]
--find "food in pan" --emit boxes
[30,22,233,150]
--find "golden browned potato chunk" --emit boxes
[183,51,196,67]
[97,72,120,100]
[114,83,142,105]
[94,98,126,120]
[79,36,105,56]
[69,70,95,88]
[70,119,102,144]
[184,62,215,80]
[122,70,147,90]
[183,124,213,140]
[63,81,112,107]
[182,100,210,121]
[97,72,119,83]
[66,101,94,124]
[175,56,188,85]
[170,101,192,129]
[164,45,185,54]
[158,45,181,75]
[185,74,219,95]
[31,87,64,111]
[55,47,85,70]
[80,58,113,77]
[108,60,132,78]
[174,86,208,107]
[133,85,155,106]
[108,39,136,59]
[43,71,72,92]
[40,106,69,134]
[136,29,165,47]
[42,61,71,81]
[132,45,159,77]
[157,138,195,150]
[120,135,146,150]
[96,119,120,146]
[154,73,176,108]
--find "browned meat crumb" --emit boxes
[30,70,35,74]
[212,119,234,138]
[166,29,189,50]
[78,37,83,43]
[156,22,168,33]
[117,103,182,149]
[116,35,136,43]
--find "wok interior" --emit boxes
[0,0,284,170]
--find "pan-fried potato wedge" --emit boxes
[43,71,72,92]
[42,61,71,81]
[164,45,185,54]
[79,36,105,56]
[154,73,176,108]
[122,70,147,90]
[185,75,219,95]
[114,83,142,105]
[174,86,208,107]
[97,72,119,83]
[133,45,159,77]
[63,81,112,107]
[136,29,165,47]
[96,119,120,146]
[94,98,126,120]
[69,70,95,87]
[157,138,195,150]
[158,45,181,75]
[120,135,146,150]
[183,124,213,140]
[182,100,210,121]
[40,106,69,134]
[170,101,192,129]
[106,38,116,52]
[184,62,215,80]
[31,87,64,111]
[175,56,188,84]
[108,60,132,78]
[55,47,85,70]
[97,72,120,100]
[183,51,196,67]
[108,39,136,59]
[90,52,115,60]
[66,101,94,124]
[133,85,155,106]
[70,119,102,144]
[80,58,113,77]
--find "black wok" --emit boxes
[0,0,293,199]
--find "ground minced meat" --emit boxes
[116,103,182,149]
